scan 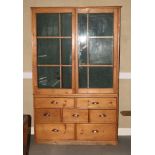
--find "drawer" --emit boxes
[36,124,74,140]
[77,124,116,141]
[89,110,116,123]
[35,98,74,108]
[77,98,116,109]
[63,109,88,123]
[35,109,61,123]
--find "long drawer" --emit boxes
[36,124,75,140]
[35,109,61,123]
[77,98,116,109]
[76,124,116,141]
[35,98,74,108]
[89,110,116,123]
[63,109,88,123]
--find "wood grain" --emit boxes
[35,109,61,123]
[35,98,74,108]
[36,124,75,140]
[77,98,116,109]
[32,7,121,144]
[89,110,116,123]
[63,109,88,123]
[76,124,116,141]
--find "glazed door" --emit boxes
[77,8,120,93]
[32,8,76,94]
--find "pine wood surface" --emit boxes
[32,6,121,144]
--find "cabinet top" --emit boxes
[31,6,122,12]
[31,6,122,9]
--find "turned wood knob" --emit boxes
[99,113,106,117]
[92,130,99,133]
[91,102,99,105]
[43,112,50,117]
[50,100,58,104]
[72,113,79,118]
[51,128,59,132]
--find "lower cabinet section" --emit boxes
[34,97,118,144]
[76,124,116,141]
[35,123,116,141]
[36,124,75,140]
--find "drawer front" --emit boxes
[89,110,116,123]
[77,124,116,141]
[36,124,74,140]
[63,109,88,123]
[35,98,74,108]
[35,109,61,123]
[77,98,116,109]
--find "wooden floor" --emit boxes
[29,136,130,155]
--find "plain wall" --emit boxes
[23,0,131,128]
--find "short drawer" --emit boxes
[35,98,74,108]
[89,110,116,123]
[77,98,116,109]
[63,109,88,123]
[77,124,116,141]
[36,124,74,140]
[35,109,61,123]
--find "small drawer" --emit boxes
[89,110,116,123]
[77,98,116,109]
[63,109,88,123]
[35,109,61,123]
[36,124,74,140]
[77,124,116,141]
[35,98,74,108]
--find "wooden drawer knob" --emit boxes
[92,130,99,133]
[50,100,58,104]
[99,114,106,117]
[63,100,67,107]
[91,102,99,105]
[72,113,79,118]
[43,112,50,117]
[51,128,59,132]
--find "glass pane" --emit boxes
[78,14,87,36]
[78,37,87,65]
[38,67,60,88]
[89,13,113,36]
[37,39,60,65]
[89,67,113,88]
[62,67,72,88]
[79,67,87,88]
[61,39,72,65]
[61,13,72,36]
[37,13,59,36]
[89,38,113,65]
[78,14,87,65]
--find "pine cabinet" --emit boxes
[32,7,121,145]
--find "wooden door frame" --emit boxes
[32,7,76,95]
[76,7,121,94]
